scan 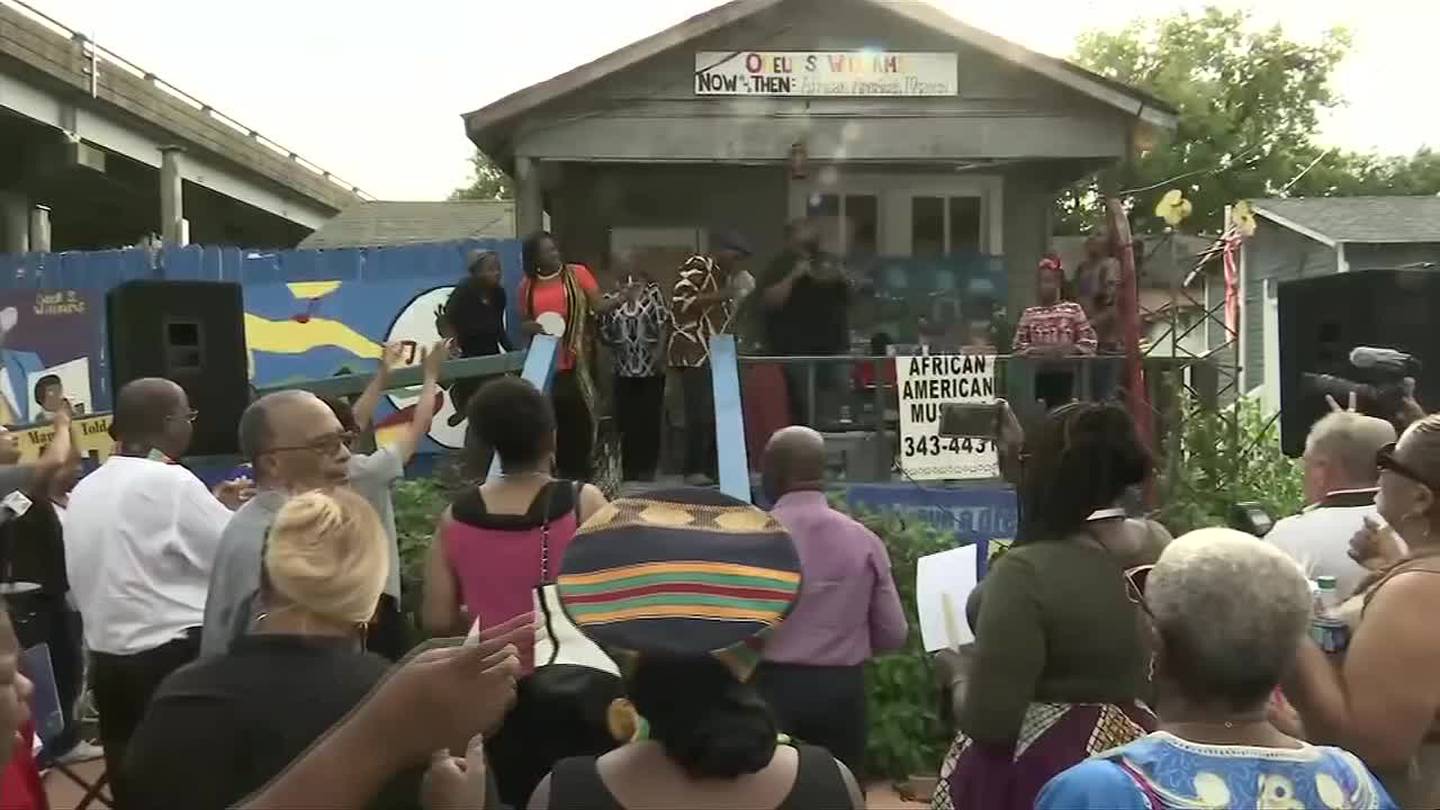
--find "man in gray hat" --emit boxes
[667,230,753,484]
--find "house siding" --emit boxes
[1242,220,1337,391]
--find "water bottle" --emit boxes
[1310,575,1350,654]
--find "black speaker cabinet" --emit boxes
[107,280,248,456]
[1277,269,1440,456]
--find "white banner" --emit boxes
[896,354,999,480]
[694,51,958,97]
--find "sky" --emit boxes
[22,0,1438,201]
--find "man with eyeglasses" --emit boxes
[1268,410,1397,601]
[200,387,355,659]
[63,378,252,807]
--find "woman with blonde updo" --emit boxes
[125,488,428,809]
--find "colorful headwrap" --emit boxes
[557,488,801,680]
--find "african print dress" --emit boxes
[1035,731,1395,809]
[932,701,1155,810]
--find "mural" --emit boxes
[0,289,102,427]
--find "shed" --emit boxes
[462,0,1174,332]
[298,200,516,250]
[1241,196,1440,406]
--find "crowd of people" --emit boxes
[0,224,1437,810]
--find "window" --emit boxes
[807,193,880,256]
[912,197,944,258]
[913,196,982,257]
[949,196,982,253]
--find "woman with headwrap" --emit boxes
[125,489,427,809]
[518,231,621,481]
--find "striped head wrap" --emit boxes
[557,488,801,680]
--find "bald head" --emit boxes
[763,426,827,498]
[112,378,190,455]
[241,389,350,490]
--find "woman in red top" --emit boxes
[517,231,620,481]
[1013,256,1097,410]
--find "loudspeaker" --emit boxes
[107,280,248,456]
[1278,269,1440,456]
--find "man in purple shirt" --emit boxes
[755,426,908,780]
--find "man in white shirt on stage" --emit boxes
[1268,410,1396,600]
[64,378,249,807]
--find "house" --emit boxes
[1241,196,1440,409]
[461,0,1175,329]
[298,200,516,250]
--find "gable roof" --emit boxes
[298,201,514,250]
[463,0,1177,141]
[1252,197,1440,247]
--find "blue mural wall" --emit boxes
[0,239,522,454]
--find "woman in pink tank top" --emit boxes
[421,377,606,672]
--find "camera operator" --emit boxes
[1304,347,1427,434]
[1268,410,1397,601]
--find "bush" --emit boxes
[854,510,956,781]
[1156,395,1304,534]
[394,477,453,629]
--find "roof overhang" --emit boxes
[1251,204,1338,249]
[462,0,1177,159]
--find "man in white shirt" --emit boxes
[64,378,248,806]
[1268,411,1397,600]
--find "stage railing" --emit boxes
[735,353,1218,483]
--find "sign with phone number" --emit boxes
[896,354,999,480]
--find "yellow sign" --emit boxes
[14,414,115,463]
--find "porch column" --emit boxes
[515,156,543,238]
[160,145,185,246]
[0,191,28,254]
[28,205,50,253]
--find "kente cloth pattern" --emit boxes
[556,488,800,676]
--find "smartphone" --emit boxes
[398,340,418,365]
[938,402,1000,438]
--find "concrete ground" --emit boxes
[44,761,927,809]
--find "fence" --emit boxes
[0,240,520,454]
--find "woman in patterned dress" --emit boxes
[933,402,1155,810]
[1038,529,1393,809]
[599,269,668,482]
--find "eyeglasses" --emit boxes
[1123,564,1155,618]
[166,410,199,424]
[262,431,355,458]
[1377,443,1438,492]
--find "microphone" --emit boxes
[1349,347,1420,376]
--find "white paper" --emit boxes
[916,545,979,652]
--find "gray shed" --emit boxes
[1241,196,1440,405]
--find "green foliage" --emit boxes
[854,511,955,780]
[451,150,514,201]
[1156,396,1304,534]
[1063,7,1440,235]
[393,477,453,624]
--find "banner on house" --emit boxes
[896,354,999,480]
[695,51,958,96]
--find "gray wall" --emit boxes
[1242,220,1337,390]
[506,0,1132,164]
[548,162,789,273]
[1346,242,1440,272]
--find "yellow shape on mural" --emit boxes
[243,312,381,359]
[287,281,343,299]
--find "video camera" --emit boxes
[1301,347,1420,424]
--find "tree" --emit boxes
[1063,8,1371,234]
[450,150,513,201]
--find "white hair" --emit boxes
[1305,411,1396,485]
[1147,528,1311,708]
